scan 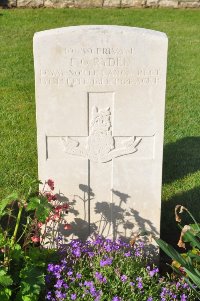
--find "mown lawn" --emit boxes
[0,8,200,246]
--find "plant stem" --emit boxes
[186,209,200,232]
[10,203,23,248]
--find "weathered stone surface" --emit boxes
[17,0,43,7]
[2,0,200,8]
[179,1,200,7]
[159,0,178,7]
[121,0,145,7]
[34,26,168,243]
[145,0,159,6]
[103,0,121,7]
[44,0,74,8]
[74,0,102,7]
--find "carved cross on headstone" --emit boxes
[58,92,154,237]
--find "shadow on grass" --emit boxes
[160,185,200,273]
[160,137,200,269]
[163,137,200,184]
[161,186,200,250]
[161,137,200,247]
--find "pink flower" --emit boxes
[54,204,69,213]
[47,179,54,190]
[64,224,72,230]
[51,213,60,221]
[37,222,43,228]
[45,193,57,202]
[31,236,40,243]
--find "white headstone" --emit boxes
[34,25,168,242]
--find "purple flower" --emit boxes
[124,251,131,257]
[90,286,97,296]
[72,247,81,257]
[181,294,187,301]
[147,297,153,301]
[112,297,121,301]
[149,268,159,277]
[63,282,69,289]
[88,252,95,257]
[120,275,128,282]
[182,282,189,289]
[76,273,82,279]
[67,270,73,276]
[71,293,77,300]
[130,282,135,286]
[54,279,63,288]
[46,292,52,300]
[176,281,181,288]
[100,257,113,267]
[55,290,66,299]
[47,264,54,272]
[96,291,102,299]
[84,280,94,287]
[136,277,143,289]
[95,272,103,281]
[105,244,112,252]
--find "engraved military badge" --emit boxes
[62,106,142,163]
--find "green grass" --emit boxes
[0,8,200,246]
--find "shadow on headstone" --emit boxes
[163,137,200,184]
[93,189,159,240]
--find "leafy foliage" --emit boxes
[155,205,200,298]
[16,263,45,301]
[0,193,19,216]
[26,196,53,223]
[0,269,13,287]
[0,179,69,301]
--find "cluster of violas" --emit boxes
[45,237,193,301]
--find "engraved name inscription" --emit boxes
[62,106,142,163]
[39,47,162,87]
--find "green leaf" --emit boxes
[187,251,200,262]
[26,197,52,222]
[0,270,13,287]
[184,267,200,289]
[0,193,18,216]
[18,263,45,300]
[36,198,52,223]
[22,295,36,301]
[26,197,40,211]
[27,247,45,267]
[0,288,12,301]
[0,233,6,248]
[183,230,200,249]
[155,238,188,267]
[10,243,24,261]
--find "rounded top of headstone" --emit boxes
[33,25,167,41]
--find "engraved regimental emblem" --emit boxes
[62,106,142,163]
